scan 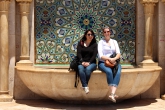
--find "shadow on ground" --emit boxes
[15,98,158,110]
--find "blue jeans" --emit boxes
[98,61,121,87]
[78,63,97,87]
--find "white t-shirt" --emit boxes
[98,39,120,62]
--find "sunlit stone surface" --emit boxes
[16,66,161,102]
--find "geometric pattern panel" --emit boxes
[35,0,136,64]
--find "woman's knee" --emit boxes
[85,67,94,75]
[87,64,96,71]
[102,67,113,74]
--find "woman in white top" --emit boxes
[98,27,121,103]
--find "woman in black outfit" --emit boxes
[77,29,97,94]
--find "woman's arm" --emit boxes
[109,40,121,63]
[114,40,121,60]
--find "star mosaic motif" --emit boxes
[71,7,101,34]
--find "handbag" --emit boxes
[105,53,116,68]
[68,56,78,71]
[105,60,115,68]
[68,56,79,88]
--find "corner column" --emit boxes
[0,0,12,102]
[16,0,33,66]
[161,0,165,100]
[140,0,158,67]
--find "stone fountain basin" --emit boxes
[16,66,161,101]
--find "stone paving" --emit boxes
[0,99,165,110]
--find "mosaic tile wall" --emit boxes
[35,0,135,65]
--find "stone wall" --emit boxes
[158,1,165,96]
[8,0,16,97]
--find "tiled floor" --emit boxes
[0,99,165,110]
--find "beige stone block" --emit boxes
[160,71,165,78]
[141,75,160,98]
[14,71,46,99]
[158,56,165,95]
[160,76,165,95]
[136,19,145,35]
[29,1,34,63]
[0,94,13,102]
[136,40,145,55]
[15,11,21,62]
[137,0,144,14]
[159,1,165,14]
[136,12,145,63]
[15,15,21,36]
[160,70,165,78]
[9,32,16,96]
[136,56,144,65]
[158,15,165,36]
[158,41,165,56]
[8,1,15,35]
[158,56,165,68]
[152,36,158,61]
[9,68,14,96]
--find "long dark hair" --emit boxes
[81,29,96,46]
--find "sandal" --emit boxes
[108,93,116,103]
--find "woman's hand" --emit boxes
[82,62,85,66]
[82,62,90,67]
[108,58,116,64]
[85,62,90,67]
